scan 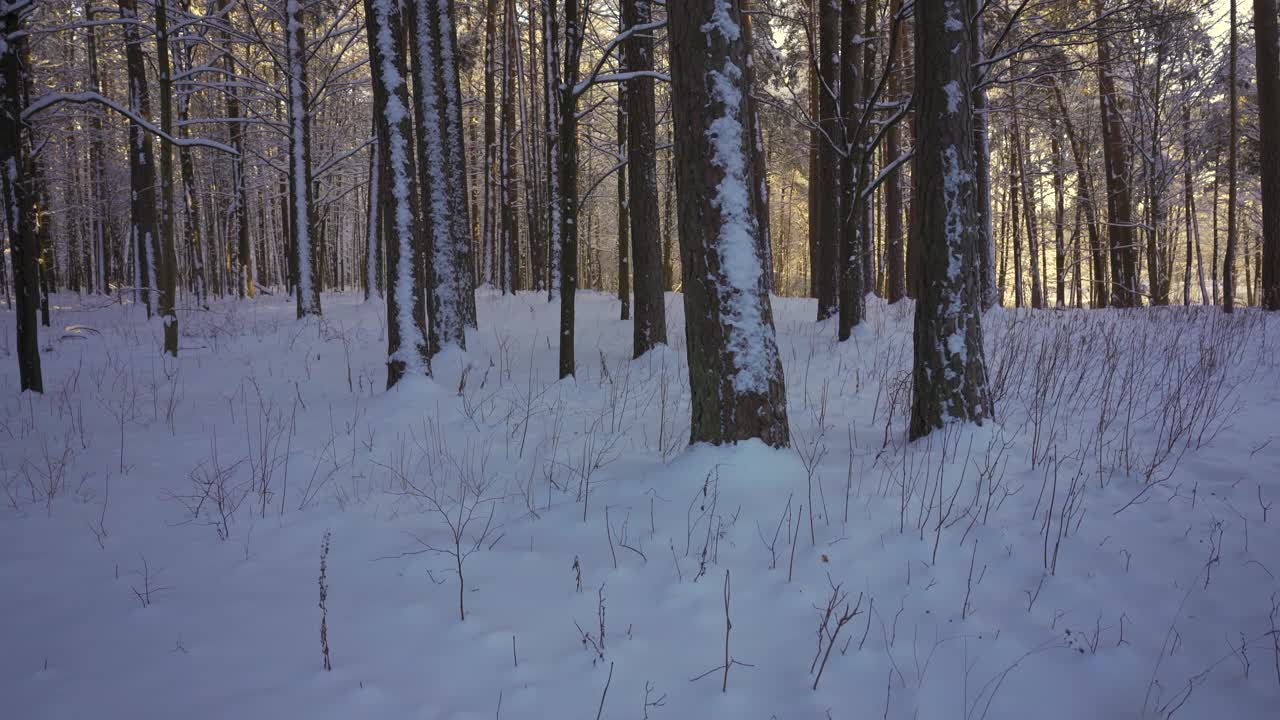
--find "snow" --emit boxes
[940,145,972,376]
[5,157,18,230]
[3,291,1280,719]
[944,81,963,115]
[702,3,776,395]
[944,1,963,33]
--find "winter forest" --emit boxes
[2,0,1279,716]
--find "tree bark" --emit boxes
[909,0,992,439]
[669,0,790,448]
[1051,78,1107,307]
[286,0,321,317]
[1225,0,1239,312]
[1095,1,1139,307]
[558,0,583,378]
[837,0,864,339]
[1,2,41,392]
[884,0,906,303]
[366,0,428,385]
[743,1,773,292]
[617,97,630,319]
[815,0,840,320]
[1256,0,1280,309]
[623,0,668,356]
[155,0,179,354]
[119,0,158,317]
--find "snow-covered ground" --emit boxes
[2,290,1278,719]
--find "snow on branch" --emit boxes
[23,91,238,155]
[572,19,668,98]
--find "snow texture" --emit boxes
[3,291,1279,720]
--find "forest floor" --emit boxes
[2,290,1279,719]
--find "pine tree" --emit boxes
[669,0,790,447]
[908,0,992,439]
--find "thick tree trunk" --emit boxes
[669,0,790,448]
[909,0,992,440]
[408,0,470,353]
[366,0,428,386]
[1,3,41,392]
[437,0,477,329]
[1256,0,1280,309]
[623,0,668,356]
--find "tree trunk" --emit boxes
[884,0,906,303]
[1,3,41,391]
[286,0,321,317]
[1012,109,1043,309]
[176,1,206,307]
[1225,0,1239,312]
[669,0,790,448]
[1051,78,1107,307]
[815,0,840,320]
[365,133,380,301]
[1009,126,1023,308]
[367,0,428,386]
[837,0,864,340]
[119,0,158,318]
[1256,0,1280,309]
[909,0,992,439]
[970,0,996,308]
[558,0,583,378]
[743,1,773,292]
[214,0,253,299]
[482,0,498,286]
[156,0,179,354]
[500,0,520,292]
[85,4,114,295]
[1051,117,1066,307]
[623,0,668,356]
[617,97,631,319]
[1095,1,1139,307]
[438,0,477,329]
